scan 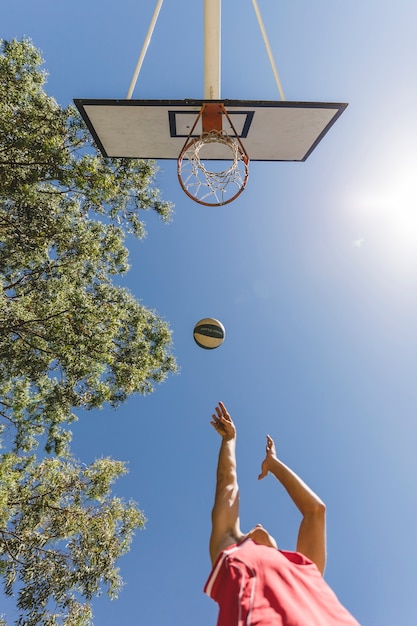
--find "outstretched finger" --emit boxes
[216,403,226,416]
[258,469,267,480]
[218,401,230,418]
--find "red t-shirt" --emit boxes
[204,539,361,626]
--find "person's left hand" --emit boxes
[258,434,277,480]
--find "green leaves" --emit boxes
[0,38,178,454]
[0,38,177,623]
[0,455,145,625]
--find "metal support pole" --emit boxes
[127,0,164,99]
[251,0,285,100]
[204,0,221,99]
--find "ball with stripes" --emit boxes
[193,318,225,350]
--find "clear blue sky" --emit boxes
[3,1,417,625]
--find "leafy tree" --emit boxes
[0,453,145,626]
[0,38,178,454]
[0,38,178,623]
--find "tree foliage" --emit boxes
[0,453,145,625]
[0,38,177,623]
[0,38,177,454]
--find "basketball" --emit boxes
[193,318,225,350]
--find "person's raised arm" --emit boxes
[209,402,241,565]
[258,435,327,575]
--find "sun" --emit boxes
[348,160,417,273]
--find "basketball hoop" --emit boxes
[75,0,348,206]
[177,103,249,207]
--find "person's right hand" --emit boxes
[210,401,236,441]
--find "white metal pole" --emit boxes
[127,0,164,99]
[204,0,221,99]
[251,0,285,100]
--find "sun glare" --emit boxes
[349,161,417,272]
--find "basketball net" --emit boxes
[177,103,249,207]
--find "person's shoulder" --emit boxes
[279,549,316,566]
[210,532,243,566]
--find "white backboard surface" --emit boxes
[74,99,347,161]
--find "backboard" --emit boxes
[74,99,347,162]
